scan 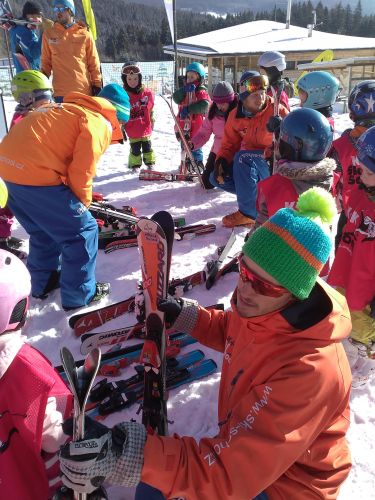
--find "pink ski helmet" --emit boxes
[0,250,31,334]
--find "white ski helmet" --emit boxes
[0,250,31,334]
[258,51,286,72]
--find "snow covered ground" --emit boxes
[3,95,374,499]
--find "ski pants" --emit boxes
[135,482,269,500]
[5,182,98,308]
[129,136,155,167]
[209,150,270,218]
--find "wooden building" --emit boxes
[163,20,375,93]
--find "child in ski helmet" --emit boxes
[10,69,53,127]
[258,50,293,110]
[190,81,238,189]
[0,249,72,498]
[328,125,375,388]
[172,61,210,168]
[254,108,336,276]
[212,70,289,228]
[121,61,156,169]
[297,71,340,128]
[0,70,54,260]
[329,79,375,249]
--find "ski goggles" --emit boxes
[240,75,269,94]
[239,256,288,297]
[122,65,141,75]
[53,6,70,13]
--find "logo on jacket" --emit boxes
[223,336,235,363]
[357,212,375,240]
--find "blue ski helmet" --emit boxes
[356,125,375,173]
[298,71,340,109]
[186,62,206,81]
[278,108,333,162]
[348,80,375,121]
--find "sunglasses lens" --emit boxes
[239,260,286,297]
[53,7,67,12]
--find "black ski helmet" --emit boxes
[121,61,142,92]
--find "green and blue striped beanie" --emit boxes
[242,187,336,299]
[98,84,130,123]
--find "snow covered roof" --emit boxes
[164,20,375,57]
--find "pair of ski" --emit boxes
[79,303,223,355]
[69,269,207,337]
[101,222,216,253]
[58,347,108,499]
[140,96,206,189]
[55,331,199,377]
[86,349,217,419]
[68,231,239,338]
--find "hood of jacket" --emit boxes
[63,92,123,142]
[274,157,336,191]
[230,278,351,344]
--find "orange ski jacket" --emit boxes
[141,280,352,499]
[0,93,121,206]
[218,96,289,163]
[41,21,101,97]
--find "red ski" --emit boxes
[69,270,207,336]
[139,169,196,182]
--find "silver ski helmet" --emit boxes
[278,108,333,162]
[258,51,286,72]
[298,71,340,109]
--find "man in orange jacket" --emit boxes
[0,84,129,310]
[211,71,289,228]
[41,0,102,102]
[59,188,352,500]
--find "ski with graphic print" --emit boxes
[68,269,207,336]
[137,210,174,435]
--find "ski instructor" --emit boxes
[59,188,352,499]
[0,84,130,311]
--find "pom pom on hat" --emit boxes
[98,84,130,123]
[242,187,336,300]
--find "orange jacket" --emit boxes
[218,96,289,163]
[0,93,121,206]
[41,22,101,97]
[142,280,352,499]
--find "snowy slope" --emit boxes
[3,96,374,500]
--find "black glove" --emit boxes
[266,115,282,134]
[214,157,231,184]
[157,296,183,326]
[92,85,102,96]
